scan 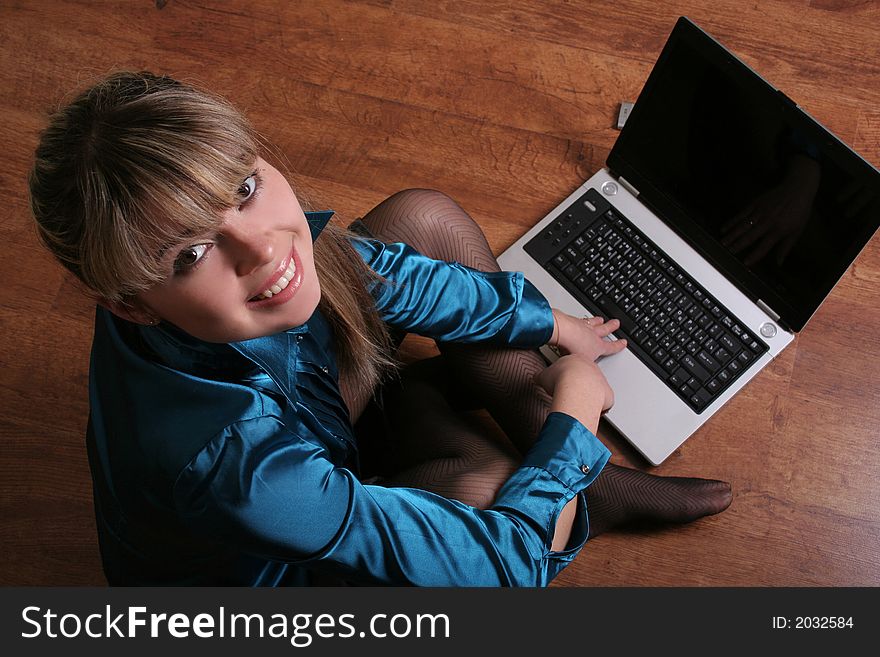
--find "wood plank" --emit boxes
[1,0,878,587]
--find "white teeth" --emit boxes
[255,262,297,300]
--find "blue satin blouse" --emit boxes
[86,212,610,586]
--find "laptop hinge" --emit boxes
[756,299,781,323]
[618,176,640,198]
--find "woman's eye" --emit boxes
[237,174,257,202]
[173,243,210,272]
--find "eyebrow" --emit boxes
[153,168,258,262]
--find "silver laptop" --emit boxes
[498,17,880,465]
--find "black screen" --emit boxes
[608,18,880,331]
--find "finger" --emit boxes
[603,387,615,412]
[604,338,628,355]
[593,318,621,337]
[532,369,550,392]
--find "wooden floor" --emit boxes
[1,0,878,587]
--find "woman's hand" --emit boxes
[549,310,627,361]
[534,354,614,433]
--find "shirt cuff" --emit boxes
[491,412,610,560]
[522,412,610,488]
[498,275,555,347]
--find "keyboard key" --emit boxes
[681,354,710,383]
[690,388,711,410]
[670,368,689,387]
[719,333,737,352]
[594,295,636,335]
[696,350,720,373]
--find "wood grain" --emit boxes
[1,0,877,586]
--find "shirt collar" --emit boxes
[305,210,334,241]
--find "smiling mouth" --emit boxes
[250,257,298,301]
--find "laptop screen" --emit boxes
[607,17,880,331]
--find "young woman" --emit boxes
[29,72,731,586]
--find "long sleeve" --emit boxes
[173,411,609,586]
[351,238,554,347]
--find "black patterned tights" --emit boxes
[343,189,731,538]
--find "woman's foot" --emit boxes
[586,463,732,538]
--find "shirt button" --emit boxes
[321,366,329,373]
[580,464,591,474]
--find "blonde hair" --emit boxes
[29,71,394,390]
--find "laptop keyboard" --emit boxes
[524,188,768,413]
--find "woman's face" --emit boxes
[132,157,322,343]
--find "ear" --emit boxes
[97,298,159,326]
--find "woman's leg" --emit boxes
[377,356,519,508]
[356,189,732,532]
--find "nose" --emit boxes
[222,219,275,277]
